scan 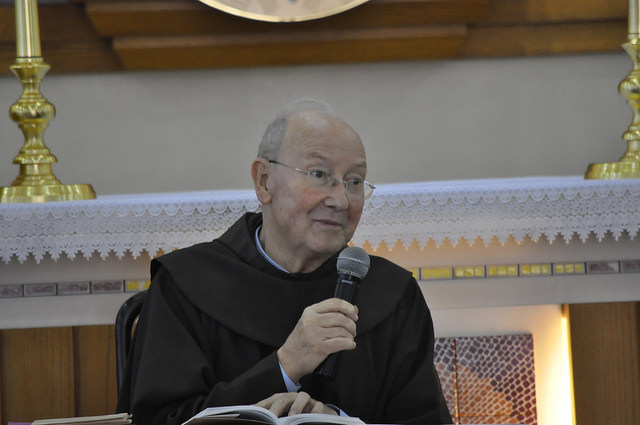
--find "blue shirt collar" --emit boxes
[255,225,289,273]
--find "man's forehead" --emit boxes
[300,151,367,168]
[282,136,366,165]
[286,109,339,133]
[284,111,362,146]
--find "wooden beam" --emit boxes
[0,40,123,76]
[114,26,466,70]
[0,4,103,43]
[86,0,489,37]
[479,0,626,26]
[0,0,631,74]
[461,20,626,57]
[84,0,626,38]
[0,3,122,75]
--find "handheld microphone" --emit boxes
[316,246,370,379]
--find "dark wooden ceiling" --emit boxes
[0,0,628,75]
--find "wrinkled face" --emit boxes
[266,110,367,270]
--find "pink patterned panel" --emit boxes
[434,334,537,425]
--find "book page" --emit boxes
[182,406,278,425]
[182,406,365,425]
[281,413,364,425]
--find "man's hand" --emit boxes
[277,298,358,383]
[256,392,338,417]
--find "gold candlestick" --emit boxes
[0,0,95,203]
[585,0,640,179]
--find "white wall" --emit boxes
[0,52,631,195]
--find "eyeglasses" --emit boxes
[268,159,375,200]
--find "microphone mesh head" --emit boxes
[337,247,370,280]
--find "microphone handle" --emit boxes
[334,273,358,303]
[315,273,359,379]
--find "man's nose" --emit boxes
[327,179,350,207]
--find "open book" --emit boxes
[181,405,365,425]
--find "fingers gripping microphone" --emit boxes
[316,246,370,379]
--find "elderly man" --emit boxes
[117,99,452,425]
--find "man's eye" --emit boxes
[347,178,363,186]
[309,170,327,179]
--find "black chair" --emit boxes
[115,290,147,392]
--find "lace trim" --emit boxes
[1,177,639,263]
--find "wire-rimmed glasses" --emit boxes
[267,159,375,200]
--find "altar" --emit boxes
[1,175,639,319]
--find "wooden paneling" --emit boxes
[74,326,118,417]
[0,326,118,424]
[0,328,76,423]
[0,336,3,425]
[0,0,630,74]
[568,302,640,425]
[0,304,638,424]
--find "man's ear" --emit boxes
[251,158,273,204]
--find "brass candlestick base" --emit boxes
[0,59,95,203]
[585,38,640,179]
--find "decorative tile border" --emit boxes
[0,280,150,299]
[420,259,640,281]
[58,281,91,296]
[24,283,57,297]
[0,284,23,298]
[1,259,638,298]
[622,260,640,273]
[2,258,638,298]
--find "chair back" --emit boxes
[115,291,146,392]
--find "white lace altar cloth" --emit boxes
[1,176,639,264]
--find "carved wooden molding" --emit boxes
[0,0,628,74]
